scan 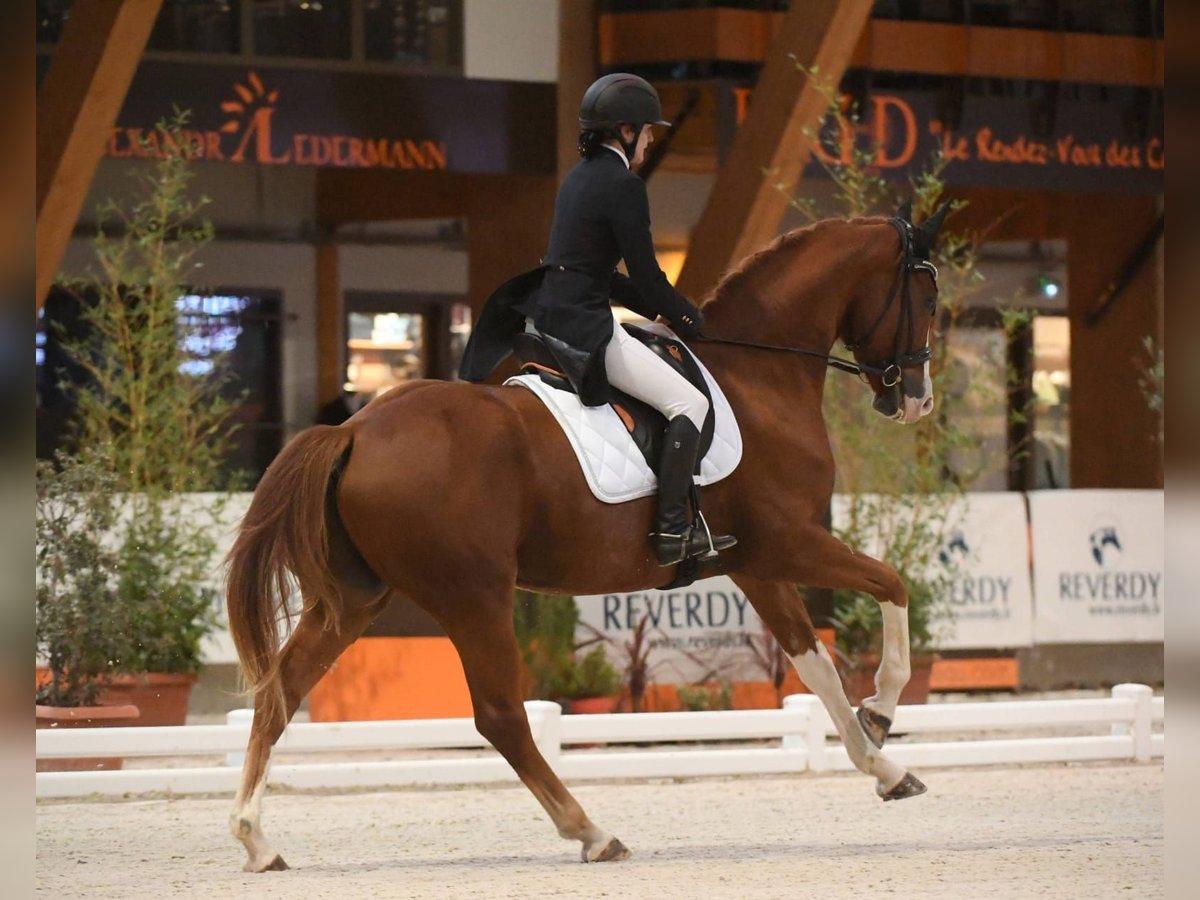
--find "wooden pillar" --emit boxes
[676,0,872,300]
[316,240,342,408]
[36,0,164,313]
[1063,194,1162,488]
[467,176,557,318]
[0,4,34,295]
[558,0,596,181]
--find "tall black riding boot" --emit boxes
[650,416,737,566]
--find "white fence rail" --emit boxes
[35,684,1163,799]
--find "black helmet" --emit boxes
[579,73,670,132]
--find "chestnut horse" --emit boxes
[225,209,947,872]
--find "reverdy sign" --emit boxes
[575,577,765,683]
[1030,490,1164,643]
[928,493,1034,650]
[52,59,557,175]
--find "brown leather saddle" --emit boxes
[513,323,716,475]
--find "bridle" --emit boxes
[695,217,938,389]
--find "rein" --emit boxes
[694,217,937,388]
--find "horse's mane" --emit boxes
[703,216,890,308]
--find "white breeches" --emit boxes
[604,322,709,431]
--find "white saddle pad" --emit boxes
[505,324,742,504]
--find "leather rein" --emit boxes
[694,217,937,388]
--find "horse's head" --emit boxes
[840,202,950,424]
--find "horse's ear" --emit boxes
[897,199,913,224]
[916,201,952,254]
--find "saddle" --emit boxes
[513,323,716,474]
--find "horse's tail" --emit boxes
[225,425,353,726]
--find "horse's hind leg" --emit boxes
[230,590,386,872]
[430,591,629,862]
[732,573,924,802]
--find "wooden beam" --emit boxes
[36,0,164,314]
[316,240,342,408]
[600,11,1165,88]
[676,0,872,300]
[558,0,596,181]
[0,4,34,296]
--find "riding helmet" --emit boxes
[579,73,671,131]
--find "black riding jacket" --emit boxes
[533,148,699,353]
[457,148,700,405]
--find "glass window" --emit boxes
[253,0,351,59]
[1030,315,1070,489]
[342,292,467,407]
[148,0,241,54]
[345,310,426,399]
[364,1,462,67]
[943,324,1010,491]
[37,287,284,486]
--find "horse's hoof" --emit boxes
[582,837,631,863]
[880,772,927,802]
[243,854,289,873]
[857,705,892,749]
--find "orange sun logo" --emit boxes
[220,71,279,133]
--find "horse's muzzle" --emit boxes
[872,371,934,424]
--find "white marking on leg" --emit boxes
[863,602,911,723]
[230,769,281,871]
[791,643,907,792]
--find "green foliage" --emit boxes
[788,69,1036,656]
[46,110,236,677]
[35,454,133,707]
[513,590,579,701]
[115,498,222,674]
[1138,335,1164,451]
[59,111,236,495]
[553,645,621,701]
[676,682,733,712]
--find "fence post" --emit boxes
[1112,683,1153,764]
[224,708,253,768]
[783,694,828,773]
[524,701,563,769]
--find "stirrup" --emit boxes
[650,524,737,567]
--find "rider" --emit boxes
[531,73,737,566]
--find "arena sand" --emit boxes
[37,762,1162,899]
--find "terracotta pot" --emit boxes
[836,654,937,707]
[35,703,141,772]
[98,672,197,726]
[567,695,621,715]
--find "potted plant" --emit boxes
[555,646,622,714]
[51,113,236,724]
[36,453,140,771]
[513,590,579,705]
[830,579,943,706]
[676,682,734,712]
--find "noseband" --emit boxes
[842,218,937,387]
[694,217,938,386]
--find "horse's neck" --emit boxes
[700,256,846,356]
[695,341,831,449]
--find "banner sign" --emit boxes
[36,56,556,175]
[1030,490,1164,643]
[829,493,1034,650]
[727,85,1164,194]
[574,576,766,684]
[926,493,1034,650]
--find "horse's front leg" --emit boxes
[731,572,925,802]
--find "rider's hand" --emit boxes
[671,305,705,340]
